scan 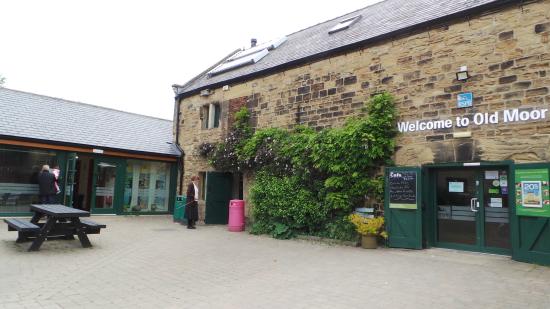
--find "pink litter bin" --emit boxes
[228,200,245,232]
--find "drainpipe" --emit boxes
[172,86,185,195]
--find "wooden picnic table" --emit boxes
[4,204,106,251]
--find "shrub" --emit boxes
[250,172,328,238]
[348,214,388,238]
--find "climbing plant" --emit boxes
[199,92,397,240]
[198,106,252,172]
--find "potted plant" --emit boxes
[348,214,387,249]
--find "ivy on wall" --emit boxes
[198,92,397,240]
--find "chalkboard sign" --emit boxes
[389,171,417,209]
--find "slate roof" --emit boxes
[176,0,513,97]
[0,88,180,157]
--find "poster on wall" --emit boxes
[388,171,417,209]
[515,168,550,217]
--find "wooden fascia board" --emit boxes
[0,138,178,162]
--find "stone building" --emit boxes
[173,0,550,264]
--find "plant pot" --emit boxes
[361,235,377,249]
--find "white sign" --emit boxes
[397,108,549,133]
[490,197,503,208]
[93,149,104,154]
[485,171,499,180]
[448,182,464,193]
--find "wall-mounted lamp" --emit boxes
[456,66,470,81]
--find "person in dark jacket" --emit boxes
[38,165,56,204]
[185,175,200,229]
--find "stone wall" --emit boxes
[177,1,550,218]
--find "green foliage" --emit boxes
[197,107,252,172]
[250,172,328,238]
[206,93,397,240]
[349,214,388,238]
[316,216,358,241]
[234,106,251,131]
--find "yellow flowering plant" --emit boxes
[348,214,388,239]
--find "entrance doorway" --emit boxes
[68,154,122,214]
[73,154,94,211]
[434,167,511,253]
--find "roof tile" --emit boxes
[0,88,180,157]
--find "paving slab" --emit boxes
[0,215,549,308]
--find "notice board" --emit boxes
[388,170,418,209]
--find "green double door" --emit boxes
[434,168,511,254]
[64,154,124,214]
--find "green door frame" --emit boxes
[90,156,126,215]
[423,161,514,255]
[63,152,78,208]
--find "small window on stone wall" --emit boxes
[201,103,220,129]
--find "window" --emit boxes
[226,37,287,62]
[201,103,220,129]
[328,15,361,34]
[208,49,269,76]
[0,147,58,213]
[123,160,172,213]
[207,37,287,76]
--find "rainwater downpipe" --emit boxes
[173,94,185,195]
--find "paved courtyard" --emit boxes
[0,215,549,309]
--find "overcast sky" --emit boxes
[0,0,383,120]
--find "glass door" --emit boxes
[436,169,479,247]
[435,168,511,253]
[481,169,511,250]
[91,158,123,214]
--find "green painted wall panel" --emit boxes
[512,163,550,266]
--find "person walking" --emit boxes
[38,165,56,204]
[185,175,200,229]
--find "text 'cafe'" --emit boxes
[385,94,550,266]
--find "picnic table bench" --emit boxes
[3,204,106,251]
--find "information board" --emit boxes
[389,171,417,209]
[515,168,550,217]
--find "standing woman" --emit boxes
[185,175,200,229]
[38,165,56,204]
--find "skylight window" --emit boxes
[207,36,287,77]
[328,15,361,34]
[208,49,269,76]
[228,37,287,62]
